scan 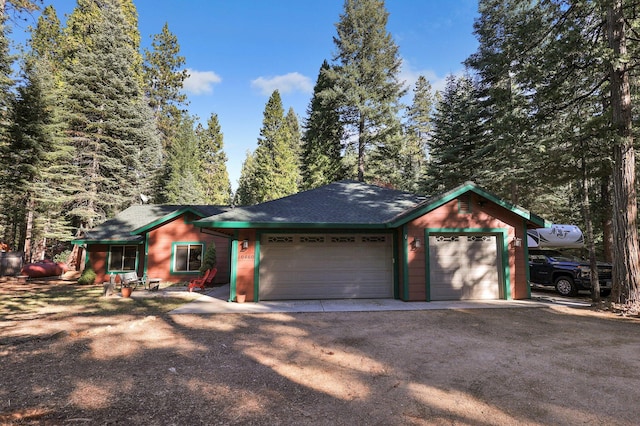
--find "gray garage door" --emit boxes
[429,234,501,300]
[259,234,393,300]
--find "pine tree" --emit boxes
[234,150,258,206]
[326,0,406,182]
[0,12,17,247]
[285,107,302,187]
[143,22,188,145]
[424,74,482,193]
[253,90,299,203]
[465,0,640,303]
[8,54,75,260]
[28,5,63,70]
[401,76,433,192]
[62,0,160,229]
[301,60,345,190]
[197,113,232,205]
[164,115,204,204]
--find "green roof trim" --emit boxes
[73,205,230,245]
[71,239,143,245]
[193,221,388,229]
[194,181,550,232]
[388,182,551,229]
[132,206,208,234]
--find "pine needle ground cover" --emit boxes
[2,279,640,424]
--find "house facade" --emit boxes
[73,205,231,285]
[195,181,549,303]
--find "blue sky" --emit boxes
[15,0,479,191]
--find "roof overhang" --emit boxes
[387,182,550,228]
[193,221,388,229]
[132,206,208,234]
[71,238,144,245]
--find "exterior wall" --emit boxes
[88,215,231,285]
[88,244,117,284]
[146,215,230,284]
[235,229,257,302]
[402,193,529,301]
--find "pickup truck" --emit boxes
[528,249,612,297]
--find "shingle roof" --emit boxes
[76,205,230,243]
[194,180,549,230]
[195,181,427,228]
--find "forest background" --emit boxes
[0,0,638,305]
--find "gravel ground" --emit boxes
[2,279,640,425]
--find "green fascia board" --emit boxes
[72,239,143,245]
[388,182,550,229]
[194,221,388,229]
[132,206,207,235]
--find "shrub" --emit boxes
[54,250,71,264]
[77,267,96,285]
[199,243,216,275]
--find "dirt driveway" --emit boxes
[1,279,640,425]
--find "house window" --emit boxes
[173,243,203,272]
[108,245,138,272]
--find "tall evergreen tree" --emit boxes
[465,0,640,303]
[143,22,188,144]
[234,150,258,206]
[301,60,345,190]
[197,113,232,205]
[253,90,299,203]
[424,74,482,193]
[401,76,433,193]
[62,0,160,230]
[7,54,74,260]
[326,0,405,182]
[605,0,640,304]
[28,5,63,70]
[285,107,302,187]
[0,12,16,247]
[142,22,189,201]
[465,0,542,204]
[164,115,204,204]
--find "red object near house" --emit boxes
[21,260,68,278]
[188,268,217,292]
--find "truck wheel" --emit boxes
[600,289,611,297]
[555,276,578,297]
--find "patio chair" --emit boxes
[188,268,217,292]
[119,271,142,291]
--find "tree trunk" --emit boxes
[580,147,599,303]
[607,0,640,304]
[601,175,613,263]
[23,197,34,264]
[357,114,365,182]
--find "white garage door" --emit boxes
[429,234,501,300]
[259,234,393,300]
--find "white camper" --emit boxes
[527,224,584,249]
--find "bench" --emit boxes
[119,272,142,289]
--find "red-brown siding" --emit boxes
[401,193,529,301]
[88,214,230,285]
[235,229,257,301]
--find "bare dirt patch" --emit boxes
[2,279,640,425]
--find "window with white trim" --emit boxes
[174,243,203,272]
[108,245,138,271]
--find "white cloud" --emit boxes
[251,72,313,96]
[183,69,222,95]
[400,59,462,93]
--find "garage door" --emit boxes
[259,234,393,300]
[429,234,501,300]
